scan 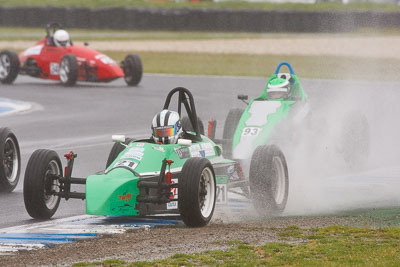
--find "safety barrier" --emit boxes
[0,6,399,32]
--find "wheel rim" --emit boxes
[271,156,286,205]
[198,167,215,218]
[3,137,18,184]
[0,54,10,79]
[59,58,69,83]
[43,160,61,209]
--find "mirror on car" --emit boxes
[178,139,192,146]
[112,135,126,143]
[237,94,248,100]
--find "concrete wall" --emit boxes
[0,6,399,32]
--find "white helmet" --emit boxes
[53,29,70,47]
[151,110,182,144]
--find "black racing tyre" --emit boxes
[181,116,205,135]
[222,108,244,158]
[106,138,135,168]
[0,50,20,84]
[249,145,288,216]
[23,149,62,219]
[179,157,216,227]
[123,54,142,86]
[59,54,78,86]
[0,128,21,192]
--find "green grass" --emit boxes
[105,51,400,81]
[1,0,400,12]
[0,27,273,41]
[2,27,400,42]
[72,225,400,266]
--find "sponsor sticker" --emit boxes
[119,193,132,202]
[167,178,178,210]
[190,144,203,157]
[152,146,165,152]
[175,147,190,159]
[136,143,145,147]
[95,54,116,65]
[50,62,59,75]
[113,160,138,170]
[121,147,144,161]
[201,143,215,157]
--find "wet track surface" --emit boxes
[1,74,400,229]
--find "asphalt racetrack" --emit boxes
[1,74,400,229]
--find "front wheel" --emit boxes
[179,157,216,227]
[123,54,142,86]
[249,145,288,216]
[23,149,63,219]
[59,54,78,86]
[0,128,21,192]
[0,50,19,84]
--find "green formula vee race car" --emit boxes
[216,61,369,173]
[220,62,308,160]
[23,87,289,227]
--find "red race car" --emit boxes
[0,23,142,87]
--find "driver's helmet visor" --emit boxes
[267,86,289,99]
[153,124,178,138]
[58,40,68,46]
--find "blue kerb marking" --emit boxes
[0,218,178,250]
[0,107,13,113]
[0,233,97,245]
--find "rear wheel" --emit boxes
[181,116,205,135]
[23,149,62,219]
[123,54,142,86]
[59,54,78,86]
[249,145,288,216]
[0,128,20,192]
[0,50,19,84]
[222,108,244,158]
[106,138,135,168]
[179,157,216,227]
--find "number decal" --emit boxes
[216,184,227,204]
[167,178,178,210]
[242,127,260,136]
[50,62,59,75]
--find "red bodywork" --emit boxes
[19,38,124,82]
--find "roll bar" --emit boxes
[163,87,202,141]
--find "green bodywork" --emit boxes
[86,135,232,216]
[232,62,307,159]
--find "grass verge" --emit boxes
[72,225,400,266]
[105,51,400,81]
